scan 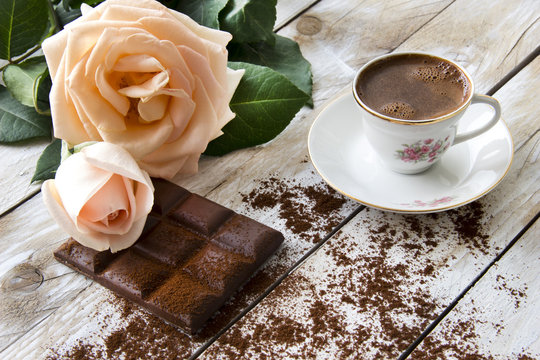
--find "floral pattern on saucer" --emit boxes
[398,196,455,208]
[395,136,451,163]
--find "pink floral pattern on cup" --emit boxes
[395,136,451,163]
[399,196,455,208]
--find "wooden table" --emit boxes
[1,0,539,359]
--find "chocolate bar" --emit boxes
[54,178,284,334]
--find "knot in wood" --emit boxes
[1,264,44,294]
[297,16,323,35]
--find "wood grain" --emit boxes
[1,0,539,358]
[200,57,540,359]
[276,0,318,29]
[411,220,540,358]
[0,0,455,357]
[196,0,540,358]
[0,141,46,216]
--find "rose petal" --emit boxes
[139,76,218,178]
[96,64,130,115]
[42,180,110,252]
[132,174,154,220]
[81,142,154,191]
[68,54,127,132]
[42,32,68,79]
[166,93,195,141]
[77,174,132,234]
[118,71,169,98]
[96,30,192,82]
[216,67,245,132]
[56,156,113,223]
[80,3,92,16]
[113,54,164,73]
[178,46,226,111]
[108,217,147,253]
[166,6,232,47]
[49,72,95,144]
[100,115,174,160]
[67,21,134,78]
[99,3,165,23]
[137,94,169,122]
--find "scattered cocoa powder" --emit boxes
[204,201,532,359]
[495,274,528,309]
[44,185,531,359]
[45,295,193,360]
[447,201,491,255]
[241,176,348,242]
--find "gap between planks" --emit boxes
[398,210,540,359]
[394,43,540,359]
[274,0,323,32]
[2,3,538,357]
[188,42,540,359]
[189,205,366,360]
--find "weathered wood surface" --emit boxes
[411,221,540,358]
[200,53,540,358]
[407,53,540,360]
[0,0,317,218]
[0,0,539,359]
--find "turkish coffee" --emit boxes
[355,53,471,121]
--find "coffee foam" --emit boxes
[413,63,469,91]
[380,102,415,120]
[413,62,455,82]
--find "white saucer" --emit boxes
[308,92,513,213]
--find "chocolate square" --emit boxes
[101,250,171,299]
[168,193,234,236]
[184,242,251,293]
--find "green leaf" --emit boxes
[3,56,48,107]
[54,4,81,27]
[34,70,52,115]
[219,0,277,45]
[62,0,102,11]
[31,138,62,183]
[205,62,309,155]
[0,0,49,60]
[173,0,228,29]
[0,86,52,142]
[228,34,313,106]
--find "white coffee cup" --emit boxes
[352,52,501,174]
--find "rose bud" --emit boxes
[42,142,154,252]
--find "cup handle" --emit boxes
[454,94,501,145]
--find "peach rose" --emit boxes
[42,0,244,179]
[42,142,154,252]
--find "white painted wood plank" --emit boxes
[1,0,539,358]
[0,1,456,357]
[198,48,540,359]
[276,0,318,29]
[411,221,540,358]
[0,141,46,215]
[0,192,92,353]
